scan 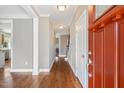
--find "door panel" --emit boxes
[88,5,124,88]
[103,22,115,88]
[93,29,104,88]
[117,18,124,88]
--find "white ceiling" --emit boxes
[0,5,77,34]
[33,5,77,30]
[0,5,30,18]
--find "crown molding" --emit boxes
[40,14,50,17]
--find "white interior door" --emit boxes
[75,9,88,88]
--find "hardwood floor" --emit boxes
[0,58,82,88]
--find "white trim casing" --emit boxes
[10,20,13,70]
[39,69,49,72]
[40,14,50,17]
[39,57,56,73]
[49,57,56,71]
[39,56,56,73]
[32,18,39,75]
[21,5,40,75]
[21,5,39,18]
[59,55,66,57]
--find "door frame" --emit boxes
[0,19,13,70]
[10,20,13,70]
[32,18,39,75]
[75,31,79,77]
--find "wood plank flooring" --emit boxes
[0,58,82,88]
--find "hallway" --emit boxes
[0,5,124,88]
[47,57,82,88]
[0,58,82,88]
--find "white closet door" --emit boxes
[75,9,88,88]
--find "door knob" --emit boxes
[88,51,92,55]
[88,73,92,78]
[88,58,92,64]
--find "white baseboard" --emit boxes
[64,57,68,61]
[69,64,76,75]
[49,57,56,70]
[39,69,49,72]
[39,56,56,73]
[68,61,83,87]
[59,55,66,57]
[11,69,49,73]
[10,69,32,72]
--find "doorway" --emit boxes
[0,19,13,73]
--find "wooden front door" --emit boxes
[93,29,104,88]
[103,22,116,88]
[88,5,124,88]
[76,9,88,87]
[117,17,124,88]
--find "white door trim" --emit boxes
[0,19,13,71]
[75,32,79,77]
[21,6,40,75]
[32,18,39,75]
[9,18,39,75]
[10,20,13,71]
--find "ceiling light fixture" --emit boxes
[59,25,64,29]
[57,5,66,11]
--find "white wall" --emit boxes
[59,35,68,56]
[0,5,34,71]
[0,5,30,18]
[68,6,88,87]
[39,17,56,70]
[68,6,87,73]
[12,19,33,69]
[68,32,76,74]
[39,17,49,70]
[49,20,56,69]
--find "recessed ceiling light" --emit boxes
[59,25,64,29]
[57,5,66,11]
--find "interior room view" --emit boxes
[0,20,12,74]
[0,5,124,88]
